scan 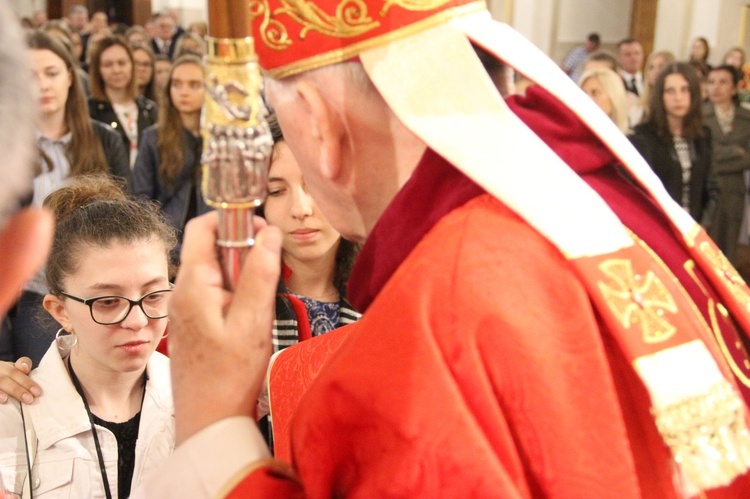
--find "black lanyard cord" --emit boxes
[68,359,147,499]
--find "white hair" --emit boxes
[264,61,375,109]
[0,0,36,226]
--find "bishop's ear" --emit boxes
[295,80,344,182]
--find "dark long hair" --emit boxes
[156,54,203,189]
[27,31,108,176]
[648,62,705,141]
[89,35,137,101]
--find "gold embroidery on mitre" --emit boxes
[653,381,750,495]
[597,259,678,343]
[380,0,453,16]
[250,0,293,50]
[699,241,750,314]
[251,0,381,50]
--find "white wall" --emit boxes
[151,0,206,24]
[654,0,746,65]
[9,0,45,17]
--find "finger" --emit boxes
[226,225,282,333]
[0,208,54,314]
[0,374,36,405]
[14,357,32,374]
[180,213,269,267]
[179,211,220,267]
[14,357,41,396]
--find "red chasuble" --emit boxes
[229,87,750,497]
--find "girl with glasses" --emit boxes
[0,175,176,498]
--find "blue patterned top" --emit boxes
[292,294,340,337]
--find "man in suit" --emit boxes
[618,37,645,96]
[151,12,180,60]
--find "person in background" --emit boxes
[582,50,618,72]
[703,65,750,264]
[31,10,47,28]
[82,25,112,72]
[561,32,600,84]
[40,20,91,96]
[67,4,90,65]
[152,55,172,98]
[262,115,361,351]
[617,37,646,127]
[3,31,130,366]
[173,32,206,58]
[689,36,711,69]
[88,36,157,169]
[723,47,746,71]
[132,44,158,103]
[133,55,209,248]
[151,12,179,60]
[66,5,88,35]
[125,25,149,48]
[617,37,644,96]
[639,50,676,124]
[691,59,711,103]
[188,21,207,38]
[579,67,630,133]
[630,62,717,225]
[0,176,176,499]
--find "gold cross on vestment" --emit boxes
[597,259,678,344]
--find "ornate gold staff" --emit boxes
[202,0,272,289]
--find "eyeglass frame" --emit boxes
[58,287,173,325]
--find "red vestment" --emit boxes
[229,87,750,498]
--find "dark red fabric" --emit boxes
[347,150,483,312]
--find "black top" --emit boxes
[93,412,141,499]
[88,95,157,153]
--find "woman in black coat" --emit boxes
[88,35,156,168]
[630,62,717,225]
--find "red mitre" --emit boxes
[249,0,486,78]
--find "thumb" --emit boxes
[226,225,282,334]
[14,357,33,374]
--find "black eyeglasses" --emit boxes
[59,288,173,325]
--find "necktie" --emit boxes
[629,77,639,96]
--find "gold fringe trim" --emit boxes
[653,381,750,495]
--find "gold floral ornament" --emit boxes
[250,0,293,50]
[700,241,750,313]
[252,0,381,50]
[597,259,678,343]
[380,0,453,16]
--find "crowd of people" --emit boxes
[2,1,750,496]
[564,34,750,277]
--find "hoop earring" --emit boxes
[161,325,169,339]
[55,328,78,350]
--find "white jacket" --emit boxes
[0,343,174,498]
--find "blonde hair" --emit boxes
[579,68,629,133]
